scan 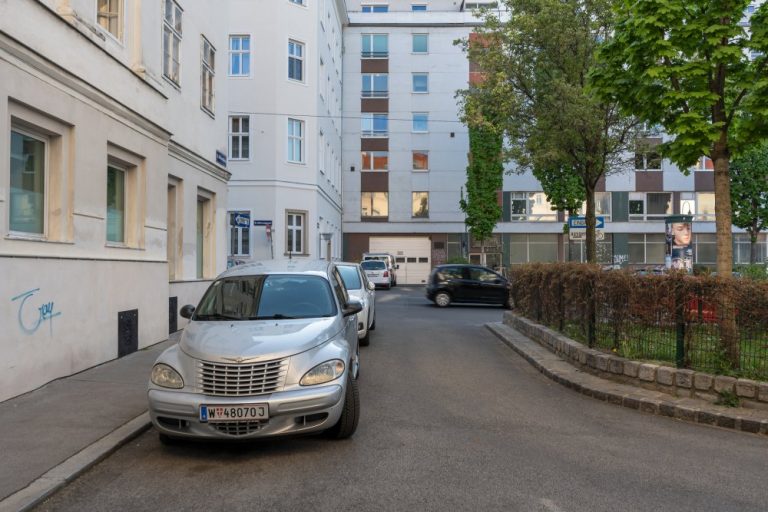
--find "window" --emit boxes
[697,192,716,221]
[229,35,250,76]
[361,73,388,97]
[361,113,388,137]
[412,113,428,132]
[693,156,714,171]
[412,192,429,218]
[163,0,182,85]
[362,4,389,12]
[412,4,427,10]
[647,192,671,219]
[106,166,125,243]
[286,211,305,254]
[288,40,304,81]
[229,116,249,160]
[167,179,181,280]
[412,151,429,171]
[9,130,46,235]
[680,192,696,216]
[287,118,304,163]
[510,234,559,263]
[229,211,250,257]
[412,34,428,53]
[628,234,666,264]
[577,192,612,221]
[97,0,122,40]
[412,73,429,93]
[629,192,645,220]
[200,37,215,114]
[361,192,388,217]
[635,139,661,170]
[509,192,556,221]
[361,34,388,58]
[361,151,388,171]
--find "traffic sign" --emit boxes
[568,216,605,230]
[569,230,605,241]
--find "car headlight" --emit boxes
[300,359,345,386]
[151,363,184,389]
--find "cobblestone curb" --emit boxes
[486,322,768,436]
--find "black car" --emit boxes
[425,264,512,308]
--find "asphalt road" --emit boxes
[35,287,768,512]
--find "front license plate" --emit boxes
[199,404,269,423]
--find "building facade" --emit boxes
[0,0,229,401]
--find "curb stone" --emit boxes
[486,322,768,437]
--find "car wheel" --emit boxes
[325,374,359,439]
[434,292,451,307]
[360,323,370,347]
[369,313,376,331]
[503,295,513,310]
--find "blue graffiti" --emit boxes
[11,288,62,335]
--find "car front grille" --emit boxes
[198,358,288,396]
[211,420,267,436]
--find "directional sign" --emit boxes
[569,230,605,241]
[231,213,250,227]
[568,216,605,230]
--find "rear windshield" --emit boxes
[337,265,362,290]
[361,260,386,270]
[194,275,336,321]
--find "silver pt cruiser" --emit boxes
[148,260,362,443]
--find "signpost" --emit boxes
[568,216,605,241]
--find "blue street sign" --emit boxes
[253,220,272,226]
[231,213,250,227]
[216,150,227,167]
[568,216,605,229]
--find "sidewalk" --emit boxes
[0,332,179,512]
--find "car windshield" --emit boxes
[194,274,336,321]
[337,265,362,290]
[361,260,386,270]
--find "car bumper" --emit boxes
[149,383,344,440]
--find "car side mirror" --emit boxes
[180,304,196,319]
[343,300,364,317]
[367,281,376,291]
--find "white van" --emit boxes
[362,252,398,287]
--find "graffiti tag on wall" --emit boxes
[11,288,62,335]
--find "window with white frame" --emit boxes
[510,192,557,221]
[361,33,388,57]
[628,234,666,264]
[229,116,249,160]
[286,211,305,254]
[97,0,122,40]
[229,211,250,257]
[361,151,388,171]
[412,112,428,132]
[680,192,696,216]
[412,33,428,53]
[634,139,662,170]
[287,118,304,163]
[288,40,304,81]
[412,73,429,93]
[629,192,671,220]
[577,192,612,221]
[361,192,388,217]
[201,37,215,114]
[229,35,250,76]
[697,192,716,221]
[362,4,389,12]
[362,73,388,97]
[412,151,428,171]
[106,165,125,243]
[9,129,46,235]
[163,0,182,85]
[412,192,429,218]
[361,113,388,136]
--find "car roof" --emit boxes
[218,259,333,279]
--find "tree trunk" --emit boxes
[584,183,597,264]
[750,231,758,264]
[711,141,739,369]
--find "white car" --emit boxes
[360,259,391,289]
[337,262,376,346]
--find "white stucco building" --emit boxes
[0,0,229,401]
[225,0,347,265]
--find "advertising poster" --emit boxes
[665,215,694,272]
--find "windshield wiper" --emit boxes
[194,313,243,321]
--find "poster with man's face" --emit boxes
[666,221,693,271]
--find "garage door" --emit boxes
[369,237,431,285]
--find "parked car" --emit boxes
[148,259,362,443]
[426,264,512,308]
[362,252,398,287]
[337,262,376,346]
[360,259,391,289]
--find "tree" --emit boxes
[591,0,768,276]
[461,127,503,242]
[731,142,768,263]
[456,0,637,263]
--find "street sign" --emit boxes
[569,230,605,241]
[568,216,605,229]
[231,213,250,227]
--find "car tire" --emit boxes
[434,291,451,307]
[503,295,513,310]
[360,323,371,347]
[326,375,360,439]
[369,314,376,331]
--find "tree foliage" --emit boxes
[591,0,768,275]
[461,127,503,241]
[731,142,768,263]
[456,0,637,263]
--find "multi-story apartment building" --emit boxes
[225,0,347,265]
[341,1,767,281]
[0,0,229,401]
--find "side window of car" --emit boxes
[469,268,498,282]
[330,269,349,306]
